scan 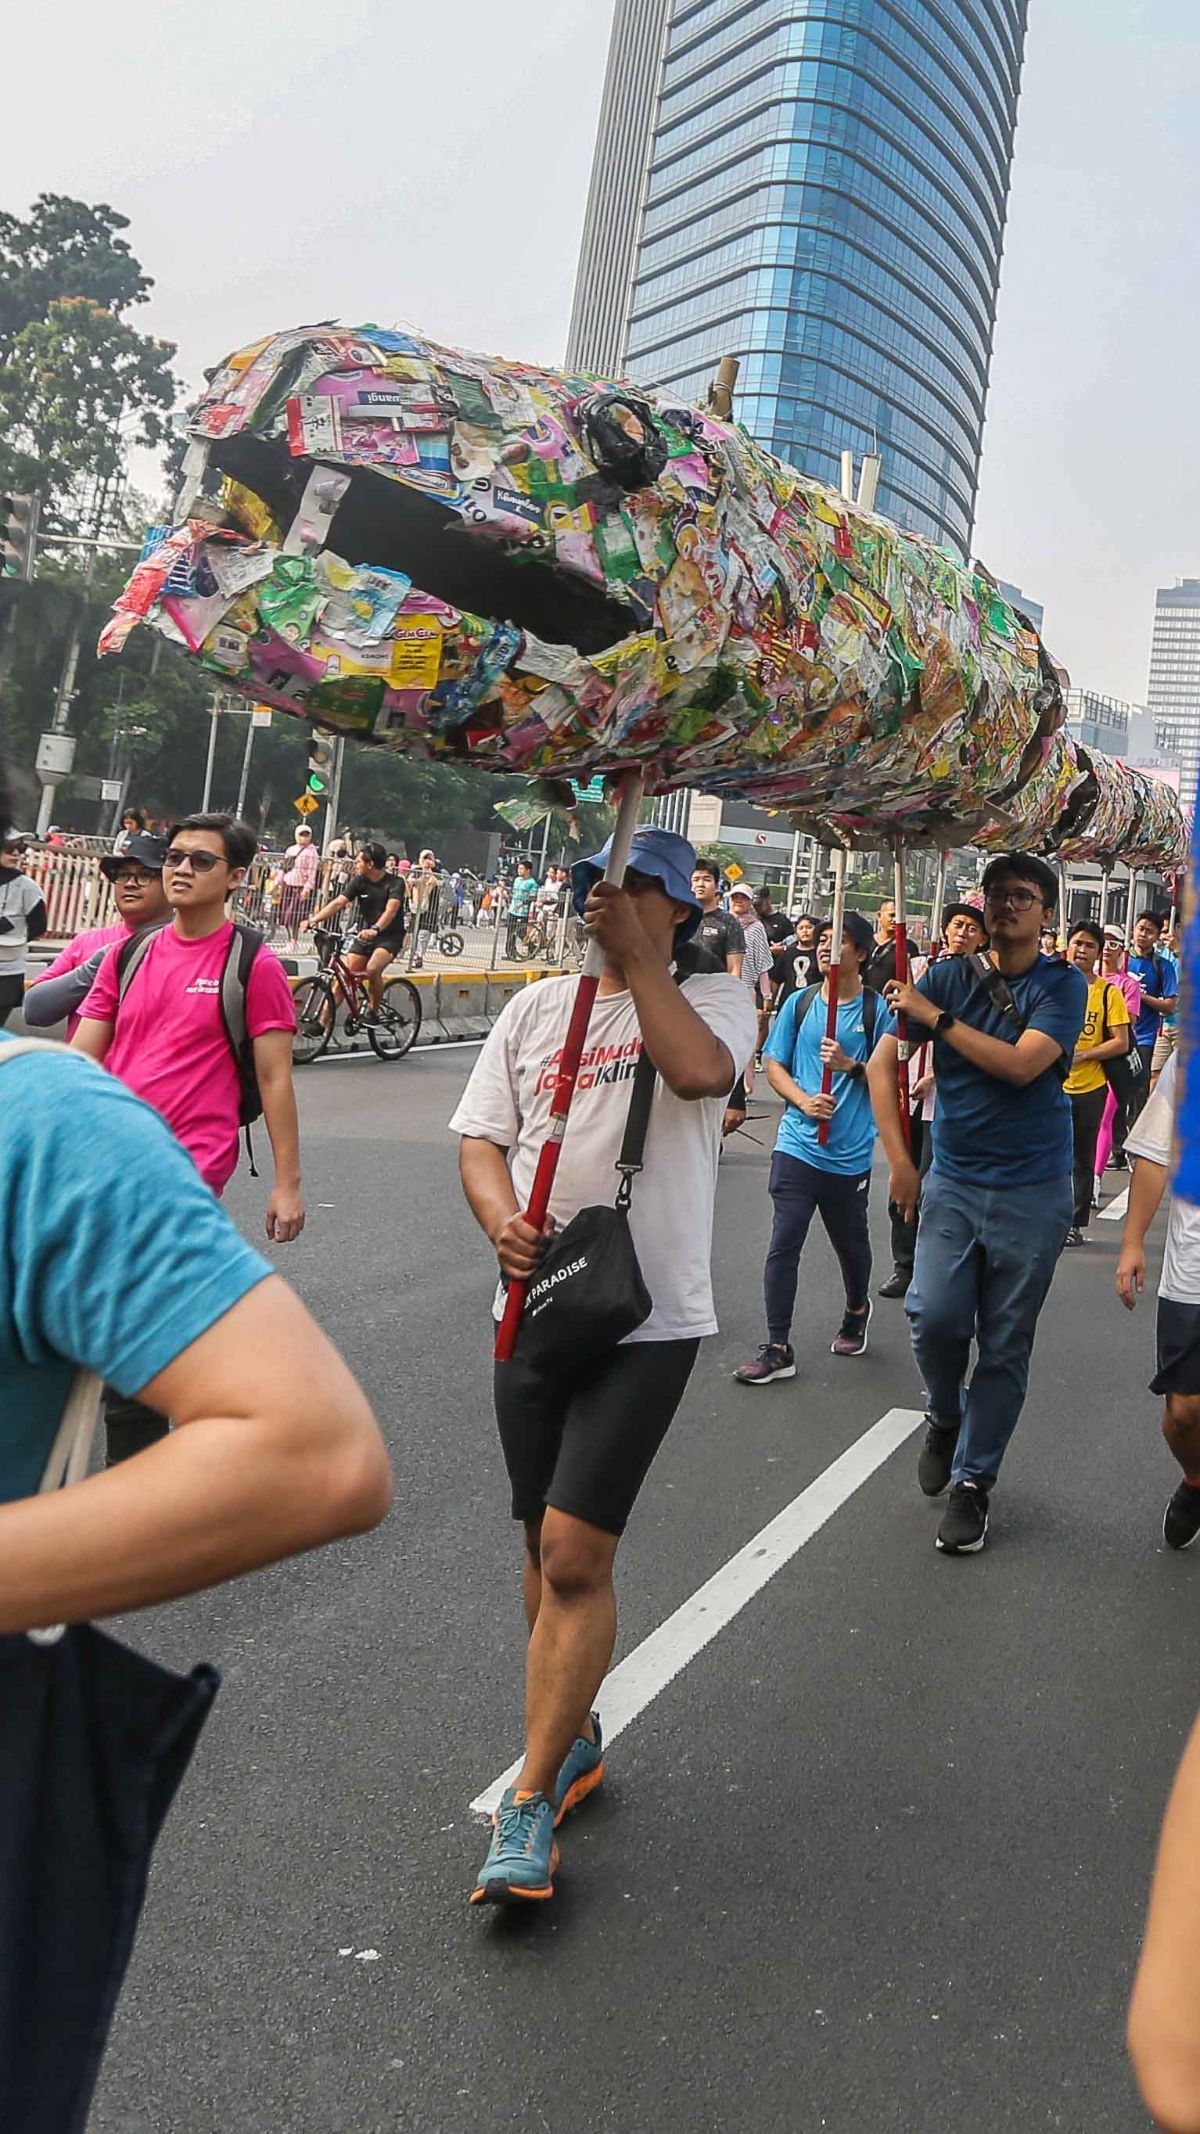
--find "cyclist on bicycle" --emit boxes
[310,842,406,1020]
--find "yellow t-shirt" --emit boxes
[1065,975,1132,1095]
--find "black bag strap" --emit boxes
[613,967,691,1208]
[116,918,171,1000]
[792,981,878,1054]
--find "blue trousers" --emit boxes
[905,1170,1072,1486]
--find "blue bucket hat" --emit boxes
[571,825,702,944]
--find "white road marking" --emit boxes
[1099,1186,1130,1223]
[307,1038,485,1065]
[469,1405,925,1819]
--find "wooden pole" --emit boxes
[930,850,948,939]
[494,770,645,1362]
[707,356,740,424]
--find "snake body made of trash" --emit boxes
[102,320,1186,869]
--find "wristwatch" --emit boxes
[933,1009,956,1036]
[847,1060,866,1082]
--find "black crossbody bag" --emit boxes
[1101,985,1144,1107]
[512,1047,657,1368]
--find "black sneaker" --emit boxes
[878,1267,911,1299]
[1063,1227,1084,1248]
[1109,1152,1128,1172]
[936,1481,990,1553]
[831,1301,872,1357]
[1163,1482,1200,1550]
[917,1417,959,1498]
[734,1342,796,1386]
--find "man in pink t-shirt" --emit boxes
[75,813,302,1223]
[24,832,171,1039]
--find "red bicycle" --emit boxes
[292,928,422,1065]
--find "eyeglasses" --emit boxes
[113,870,159,887]
[984,886,1040,910]
[163,848,222,873]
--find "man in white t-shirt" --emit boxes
[1117,1052,1200,1548]
[451,826,755,1908]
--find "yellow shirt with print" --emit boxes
[1064,975,1132,1095]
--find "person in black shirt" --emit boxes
[755,887,796,975]
[310,841,406,1018]
[864,897,914,993]
[690,860,744,976]
[774,912,821,1008]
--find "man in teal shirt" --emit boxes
[735,912,884,1383]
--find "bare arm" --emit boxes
[309,891,350,927]
[887,980,1063,1085]
[458,1134,553,1279]
[765,1052,833,1121]
[1129,1708,1200,2131]
[868,1033,921,1219]
[70,1015,114,1063]
[1116,1154,1170,1309]
[0,1277,392,1635]
[253,1027,305,1242]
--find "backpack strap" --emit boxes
[791,982,822,1032]
[219,922,264,1062]
[116,919,170,1002]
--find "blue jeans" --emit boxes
[905,1170,1072,1486]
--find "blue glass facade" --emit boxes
[621,0,1029,555]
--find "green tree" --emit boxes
[0,194,151,367]
[0,297,175,530]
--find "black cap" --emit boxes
[100,832,167,881]
[941,902,989,937]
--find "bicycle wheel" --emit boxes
[369,978,422,1059]
[438,930,464,957]
[292,975,335,1065]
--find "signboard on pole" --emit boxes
[294,792,319,815]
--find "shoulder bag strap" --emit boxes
[613,968,691,1207]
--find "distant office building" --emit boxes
[1064,689,1130,756]
[996,580,1044,634]
[568,0,1032,555]
[1147,579,1200,815]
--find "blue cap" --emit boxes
[571,825,702,944]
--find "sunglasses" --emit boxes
[163,848,223,873]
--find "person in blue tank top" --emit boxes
[735,911,886,1385]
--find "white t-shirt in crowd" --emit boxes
[449,970,757,1342]
[1125,1053,1200,1304]
[0,868,46,979]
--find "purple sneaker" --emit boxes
[734,1342,796,1385]
[831,1302,873,1358]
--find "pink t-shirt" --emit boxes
[30,920,127,1038]
[81,921,297,1192]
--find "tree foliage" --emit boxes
[0,194,151,368]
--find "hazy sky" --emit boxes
[5,0,1197,707]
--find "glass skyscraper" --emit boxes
[567,0,1030,556]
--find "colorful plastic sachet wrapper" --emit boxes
[101,320,1186,867]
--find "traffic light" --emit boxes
[1,491,40,583]
[306,737,335,796]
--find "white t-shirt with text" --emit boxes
[1125,1052,1200,1304]
[449,971,757,1342]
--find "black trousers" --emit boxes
[764,1150,872,1344]
[1070,1084,1108,1229]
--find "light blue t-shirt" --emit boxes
[764,986,883,1175]
[0,1037,272,1504]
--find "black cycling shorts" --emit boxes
[493,1337,700,1536]
[347,931,404,960]
[1152,1298,1200,1397]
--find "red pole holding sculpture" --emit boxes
[892,842,912,1152]
[494,769,645,1363]
[817,846,847,1148]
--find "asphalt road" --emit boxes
[88,1043,1189,2134]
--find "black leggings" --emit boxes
[1070,1084,1108,1228]
[764,1150,872,1345]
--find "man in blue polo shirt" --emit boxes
[735,911,885,1383]
[869,852,1087,1555]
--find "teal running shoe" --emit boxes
[554,1713,604,1826]
[470,1787,559,1906]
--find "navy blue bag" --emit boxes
[0,1369,219,2134]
